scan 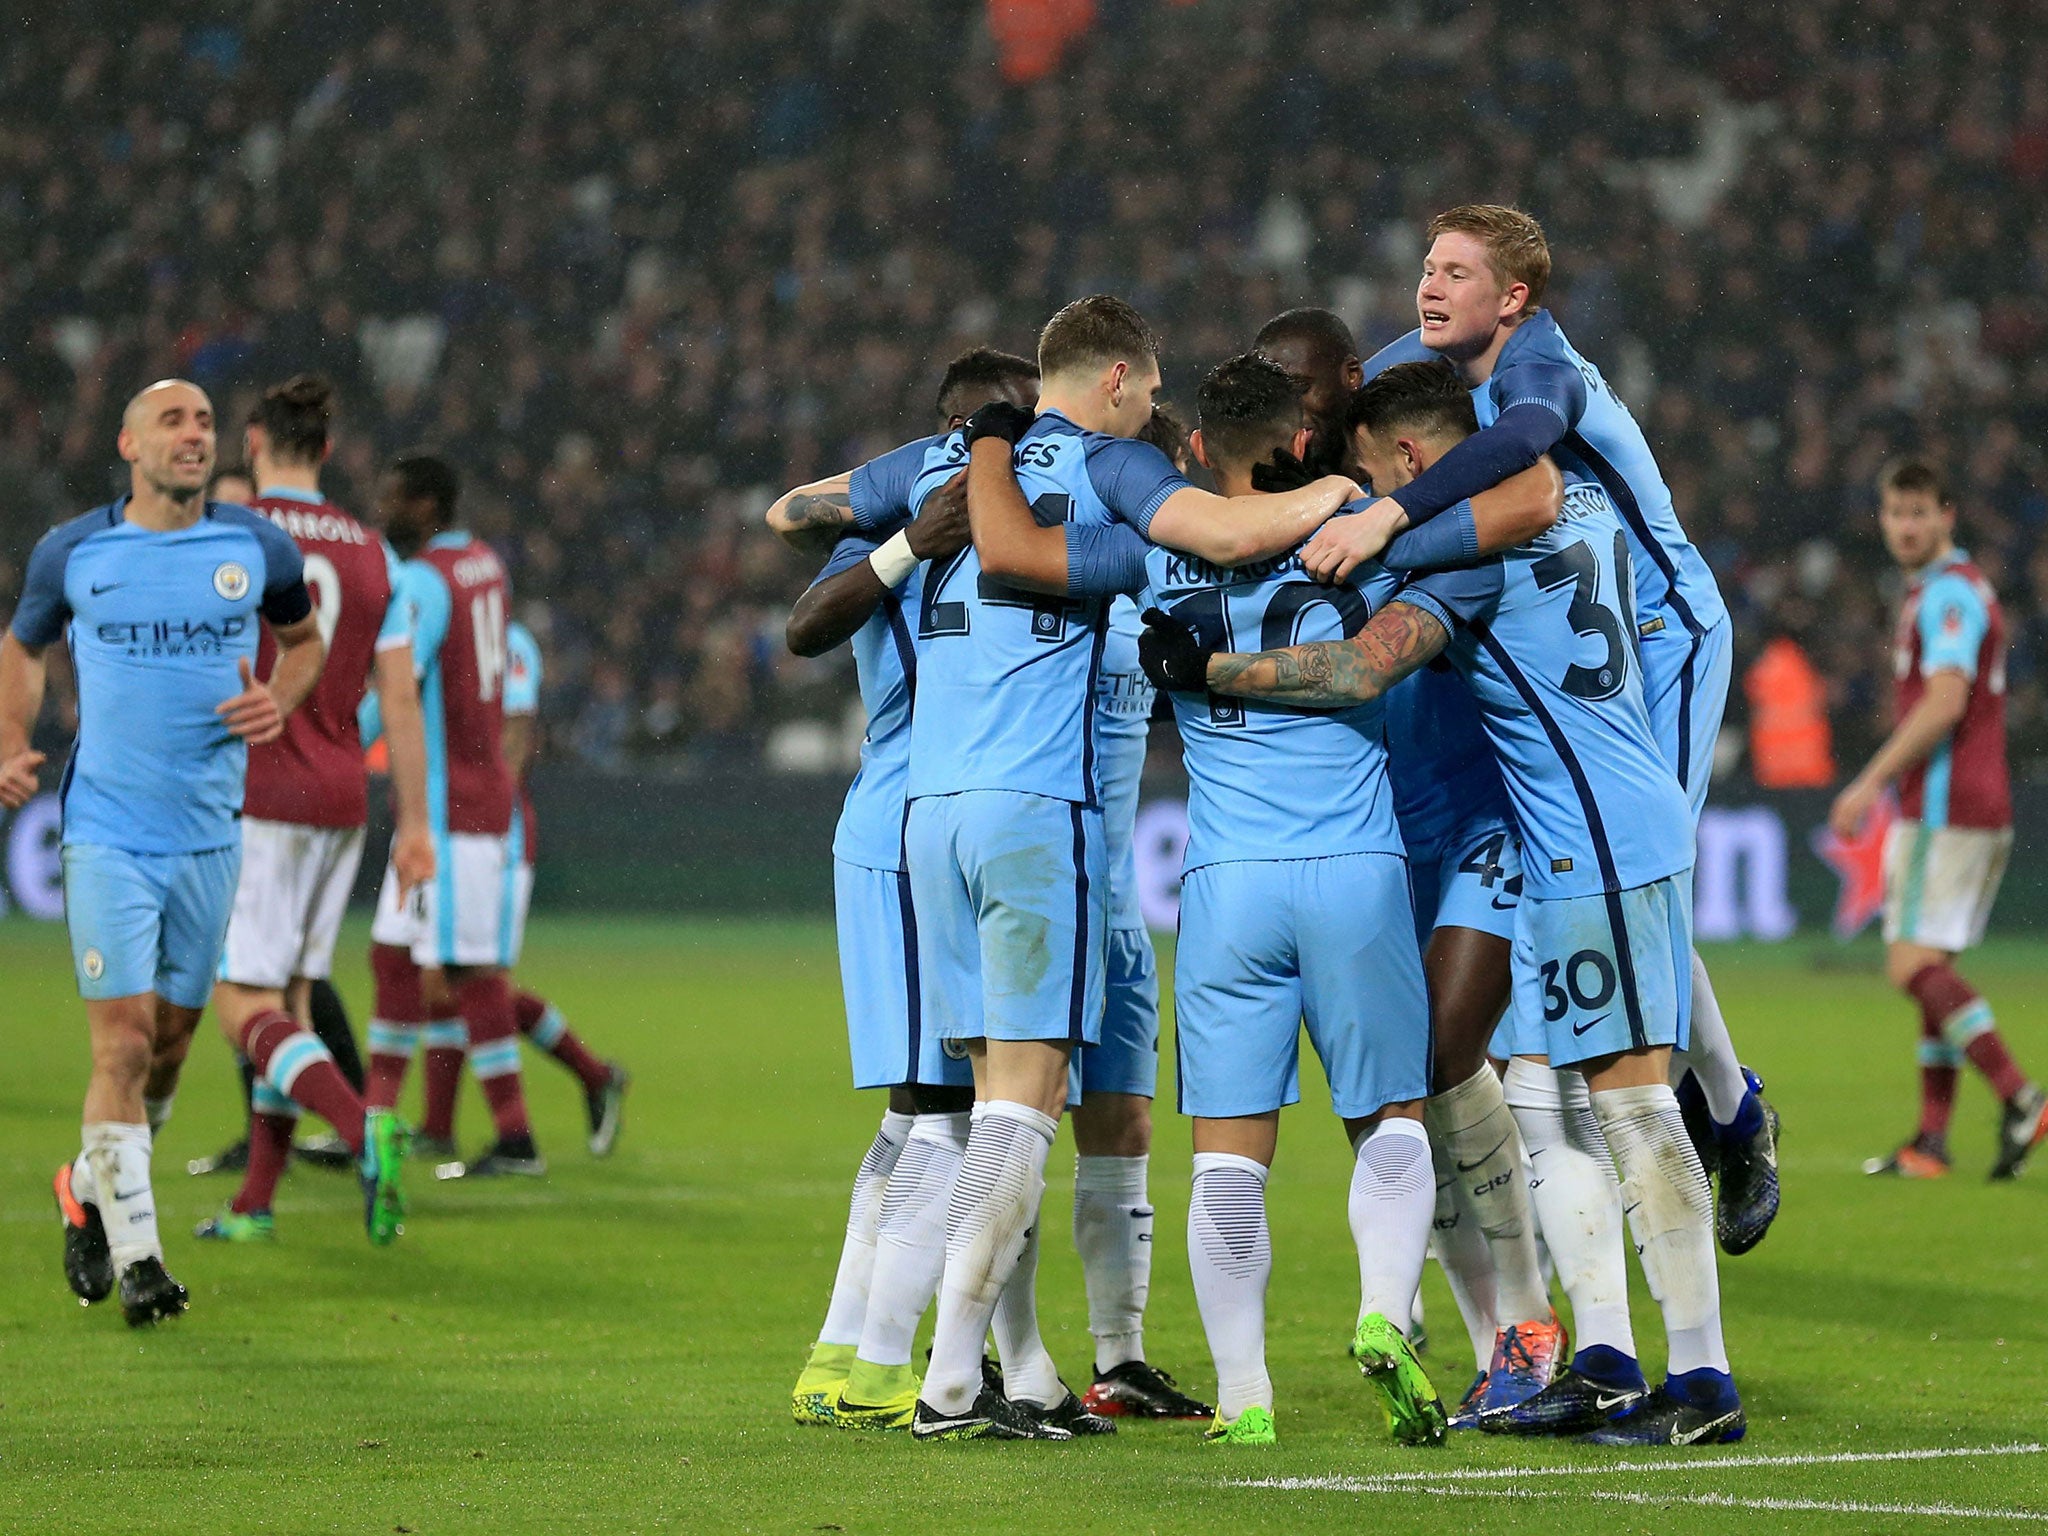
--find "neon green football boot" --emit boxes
[792,1342,855,1426]
[1351,1312,1447,1446]
[360,1109,411,1247]
[1203,1405,1277,1445]
[193,1207,276,1242]
[830,1359,921,1431]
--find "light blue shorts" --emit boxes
[834,858,973,1091]
[62,842,242,1010]
[1174,852,1430,1120]
[904,790,1106,1047]
[1069,927,1160,1105]
[1644,618,1732,825]
[1408,815,1523,947]
[1504,873,1694,1066]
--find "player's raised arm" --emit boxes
[965,405,1149,599]
[787,471,969,656]
[764,471,857,555]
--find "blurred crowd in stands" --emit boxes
[4,0,2046,782]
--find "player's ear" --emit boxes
[1107,359,1128,404]
[1344,357,1363,391]
[1502,280,1531,320]
[1189,429,1213,472]
[1289,426,1313,461]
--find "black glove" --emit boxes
[961,400,1036,448]
[1249,447,1317,492]
[1138,607,1215,693]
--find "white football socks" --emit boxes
[1426,1065,1550,1323]
[923,1100,1057,1415]
[1348,1117,1434,1331]
[1188,1151,1273,1420]
[1591,1081,1729,1376]
[816,1110,912,1348]
[1073,1153,1152,1372]
[1674,949,1749,1123]
[855,1111,970,1371]
[1503,1059,1636,1356]
[82,1122,158,1271]
[990,1214,1063,1407]
[1427,1134,1501,1368]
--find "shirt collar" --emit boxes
[259,485,324,504]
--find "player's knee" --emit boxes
[904,1082,974,1116]
[89,1012,155,1087]
[1073,1092,1153,1156]
[1886,945,1943,991]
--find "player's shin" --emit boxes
[231,1086,297,1215]
[990,1215,1063,1407]
[1503,1060,1637,1358]
[1073,1153,1152,1373]
[813,1111,912,1355]
[241,1010,366,1155]
[849,1111,970,1402]
[921,1101,1057,1416]
[1348,1117,1434,1331]
[516,990,612,1094]
[1590,1081,1728,1377]
[457,972,531,1142]
[1426,1136,1500,1368]
[83,1122,159,1270]
[1672,951,1750,1125]
[1425,1065,1550,1322]
[420,1019,467,1143]
[1188,1152,1273,1420]
[366,943,424,1108]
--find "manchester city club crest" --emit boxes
[81,947,104,981]
[213,561,250,601]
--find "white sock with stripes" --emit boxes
[1188,1151,1273,1420]
[817,1110,913,1348]
[856,1111,970,1371]
[1348,1117,1435,1331]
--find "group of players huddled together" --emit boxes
[4,374,627,1328]
[769,204,2048,1449]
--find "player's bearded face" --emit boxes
[1417,233,1511,358]
[1879,491,1953,568]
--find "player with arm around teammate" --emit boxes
[1310,207,1779,1256]
[194,374,431,1246]
[1186,362,1745,1448]
[1832,460,2047,1181]
[3,380,323,1323]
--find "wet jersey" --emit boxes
[392,531,515,838]
[1384,662,1514,864]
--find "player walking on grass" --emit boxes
[1258,307,1569,1425]
[1185,362,1745,1447]
[194,375,429,1246]
[966,352,1559,1444]
[1325,206,1781,1257]
[1832,460,2048,1181]
[2,380,323,1323]
[403,618,630,1162]
[906,298,1370,1443]
[355,454,540,1177]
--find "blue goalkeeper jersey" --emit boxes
[9,499,310,853]
[1399,476,1694,900]
[1367,312,1727,649]
[904,411,1188,805]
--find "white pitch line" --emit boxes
[1394,1484,2048,1523]
[1234,1439,2046,1490]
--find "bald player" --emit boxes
[3,380,325,1325]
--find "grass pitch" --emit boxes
[1,916,2044,1534]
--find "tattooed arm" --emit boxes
[765,471,858,555]
[1204,600,1450,708]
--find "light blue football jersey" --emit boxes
[1400,477,1695,900]
[1137,546,1408,873]
[1383,663,1513,865]
[1367,313,1728,646]
[815,433,952,871]
[9,499,309,854]
[904,412,1187,804]
[1096,596,1154,930]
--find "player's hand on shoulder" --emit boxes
[217,656,284,745]
[908,470,971,561]
[0,747,44,808]
[961,400,1035,449]
[1300,494,1402,585]
[1138,607,1215,693]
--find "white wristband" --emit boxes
[867,529,919,589]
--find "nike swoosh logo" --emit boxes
[91,582,125,595]
[1672,1410,1741,1445]
[1572,1013,1610,1037]
[1490,892,1517,909]
[110,1184,150,1202]
[1594,1391,1639,1410]
[1456,1133,1511,1173]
